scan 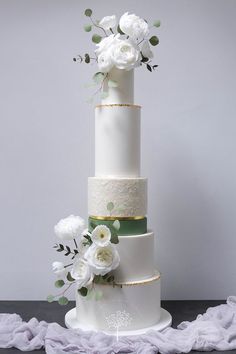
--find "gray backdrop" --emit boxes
[0,0,235,300]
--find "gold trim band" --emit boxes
[98,272,161,287]
[95,103,141,109]
[89,215,145,221]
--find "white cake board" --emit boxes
[65,307,172,336]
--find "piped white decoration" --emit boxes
[88,177,147,217]
[95,104,140,177]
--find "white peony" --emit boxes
[91,225,111,246]
[119,12,149,40]
[71,257,93,289]
[95,34,117,56]
[99,15,116,30]
[110,37,141,70]
[54,215,85,241]
[52,261,66,277]
[141,40,153,59]
[84,243,120,276]
[97,50,114,73]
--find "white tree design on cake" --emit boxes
[105,310,132,340]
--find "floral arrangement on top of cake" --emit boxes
[47,204,121,305]
[73,9,160,101]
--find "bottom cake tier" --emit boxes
[75,271,161,331]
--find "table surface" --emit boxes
[0,300,234,354]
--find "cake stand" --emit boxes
[65,307,172,336]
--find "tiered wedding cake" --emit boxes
[50,9,171,336]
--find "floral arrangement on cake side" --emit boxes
[73,9,161,101]
[47,203,121,305]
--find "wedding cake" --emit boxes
[49,9,171,336]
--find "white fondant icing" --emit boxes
[75,272,161,331]
[101,67,134,104]
[112,231,154,282]
[88,177,147,217]
[95,105,141,177]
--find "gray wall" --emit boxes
[0,0,236,300]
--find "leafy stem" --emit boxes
[90,16,108,37]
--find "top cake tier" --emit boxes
[101,67,134,105]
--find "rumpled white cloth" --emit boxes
[0,296,236,354]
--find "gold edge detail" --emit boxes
[99,273,161,287]
[95,103,141,109]
[89,215,145,221]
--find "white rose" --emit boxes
[54,215,85,241]
[71,257,93,289]
[97,50,114,73]
[110,37,141,70]
[95,34,117,56]
[119,12,149,40]
[52,261,66,277]
[141,40,153,59]
[99,15,116,31]
[84,243,120,276]
[91,225,111,246]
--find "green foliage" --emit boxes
[93,72,105,84]
[85,53,90,63]
[153,20,161,27]
[83,234,92,245]
[149,35,159,46]
[58,296,69,305]
[113,219,120,231]
[78,287,88,296]
[84,24,92,32]
[108,223,119,244]
[107,201,114,211]
[66,272,75,282]
[55,279,65,288]
[92,34,102,44]
[84,8,92,17]
[117,24,125,34]
[47,294,54,303]
[108,79,118,88]
[54,243,78,259]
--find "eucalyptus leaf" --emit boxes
[92,34,102,44]
[113,219,120,231]
[84,24,92,32]
[47,294,54,303]
[149,35,159,46]
[108,79,118,88]
[85,53,90,63]
[107,201,114,211]
[55,279,65,288]
[67,272,75,282]
[78,287,88,296]
[58,296,69,305]
[153,20,161,27]
[110,224,119,244]
[84,8,92,17]
[93,72,105,84]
